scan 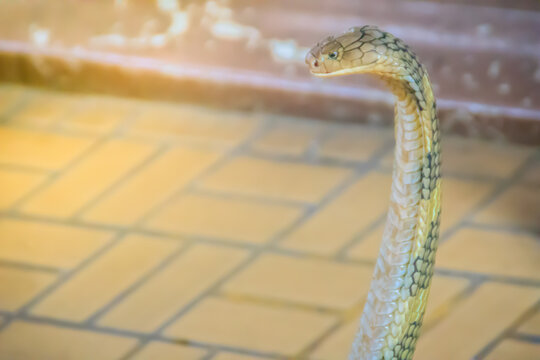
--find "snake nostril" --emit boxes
[312,59,319,67]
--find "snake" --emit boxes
[305,26,441,360]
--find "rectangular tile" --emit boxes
[484,340,540,360]
[422,276,470,325]
[10,92,78,129]
[0,169,46,210]
[0,219,112,268]
[474,185,540,230]
[437,228,540,280]
[223,254,373,309]
[0,267,56,311]
[320,126,391,162]
[130,342,206,360]
[20,139,156,218]
[282,172,392,255]
[415,283,540,360]
[98,244,247,332]
[164,298,336,355]
[252,123,320,156]
[0,127,94,170]
[201,157,351,203]
[127,105,256,146]
[310,319,358,360]
[61,97,134,134]
[30,235,180,322]
[442,136,534,178]
[0,321,136,360]
[439,178,496,233]
[82,147,221,226]
[145,193,302,244]
[346,222,384,261]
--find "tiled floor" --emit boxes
[0,84,538,360]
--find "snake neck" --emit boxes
[350,72,441,360]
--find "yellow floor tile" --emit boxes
[201,156,351,203]
[320,126,391,162]
[0,219,112,268]
[422,276,470,325]
[309,275,468,360]
[518,310,540,336]
[0,267,56,311]
[9,92,79,129]
[484,340,540,360]
[164,298,336,356]
[130,342,206,360]
[0,169,46,210]
[346,222,384,261]
[30,235,180,322]
[223,254,373,309]
[0,86,23,115]
[437,228,540,280]
[474,185,540,229]
[61,97,134,134]
[440,178,496,233]
[0,127,95,170]
[442,136,534,178]
[252,123,320,156]
[98,244,247,332]
[145,193,302,244]
[20,139,156,218]
[127,105,256,146]
[415,283,540,360]
[281,172,391,255]
[0,322,136,360]
[310,319,357,360]
[82,147,221,226]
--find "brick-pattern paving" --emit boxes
[0,84,538,359]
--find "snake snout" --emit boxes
[305,52,319,69]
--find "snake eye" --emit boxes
[328,51,339,59]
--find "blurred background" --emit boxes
[0,0,538,359]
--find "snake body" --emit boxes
[306,26,441,360]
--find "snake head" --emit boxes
[306,25,399,77]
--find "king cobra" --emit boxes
[306,26,441,360]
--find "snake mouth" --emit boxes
[310,67,367,78]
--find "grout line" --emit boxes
[475,300,540,359]
[335,212,388,260]
[8,136,108,213]
[511,333,540,344]
[0,260,61,274]
[0,232,124,332]
[123,116,272,229]
[84,242,193,325]
[440,148,540,244]
[70,144,169,220]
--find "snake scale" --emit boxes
[306,26,442,360]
